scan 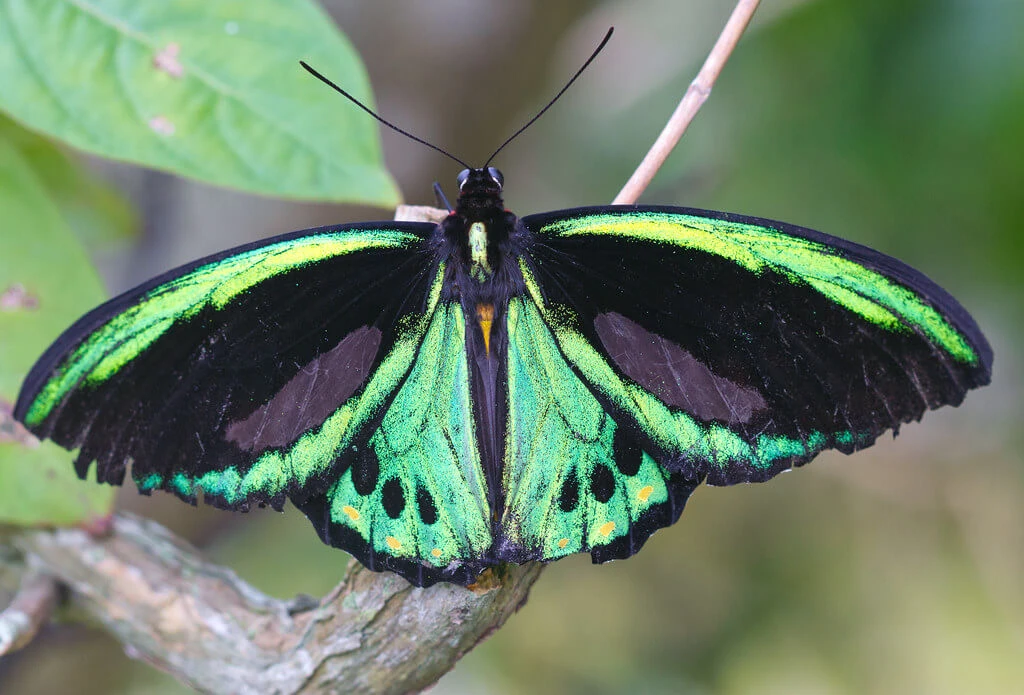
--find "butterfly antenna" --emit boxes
[484,27,614,167]
[299,61,471,170]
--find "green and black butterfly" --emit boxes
[12,37,992,587]
[14,164,991,586]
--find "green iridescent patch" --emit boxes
[325,302,492,565]
[503,296,671,555]
[540,211,978,366]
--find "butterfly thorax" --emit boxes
[438,167,528,311]
[446,169,508,279]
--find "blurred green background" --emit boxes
[2,0,1023,693]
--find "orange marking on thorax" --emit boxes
[476,303,495,355]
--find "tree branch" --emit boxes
[613,0,762,204]
[0,567,58,656]
[14,514,541,695]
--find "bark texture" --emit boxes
[13,514,542,694]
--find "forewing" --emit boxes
[15,222,440,509]
[498,295,697,565]
[521,206,992,485]
[294,302,493,587]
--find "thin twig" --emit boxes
[0,568,59,656]
[613,0,762,205]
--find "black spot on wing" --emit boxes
[293,491,486,587]
[352,448,380,496]
[559,473,579,512]
[382,478,405,519]
[590,464,615,503]
[416,485,438,525]
[612,426,642,476]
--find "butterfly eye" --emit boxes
[486,167,504,188]
[456,169,471,190]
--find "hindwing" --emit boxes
[295,301,492,586]
[498,294,697,564]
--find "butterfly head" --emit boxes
[457,166,503,192]
[455,167,505,218]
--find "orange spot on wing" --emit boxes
[431,548,442,558]
[341,505,360,521]
[637,485,654,502]
[557,538,569,549]
[385,536,402,550]
[598,521,616,537]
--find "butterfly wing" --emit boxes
[15,222,443,507]
[519,205,991,491]
[497,294,697,565]
[294,300,493,586]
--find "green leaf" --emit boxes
[0,114,137,248]
[0,137,115,526]
[0,0,399,206]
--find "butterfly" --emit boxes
[13,159,992,586]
